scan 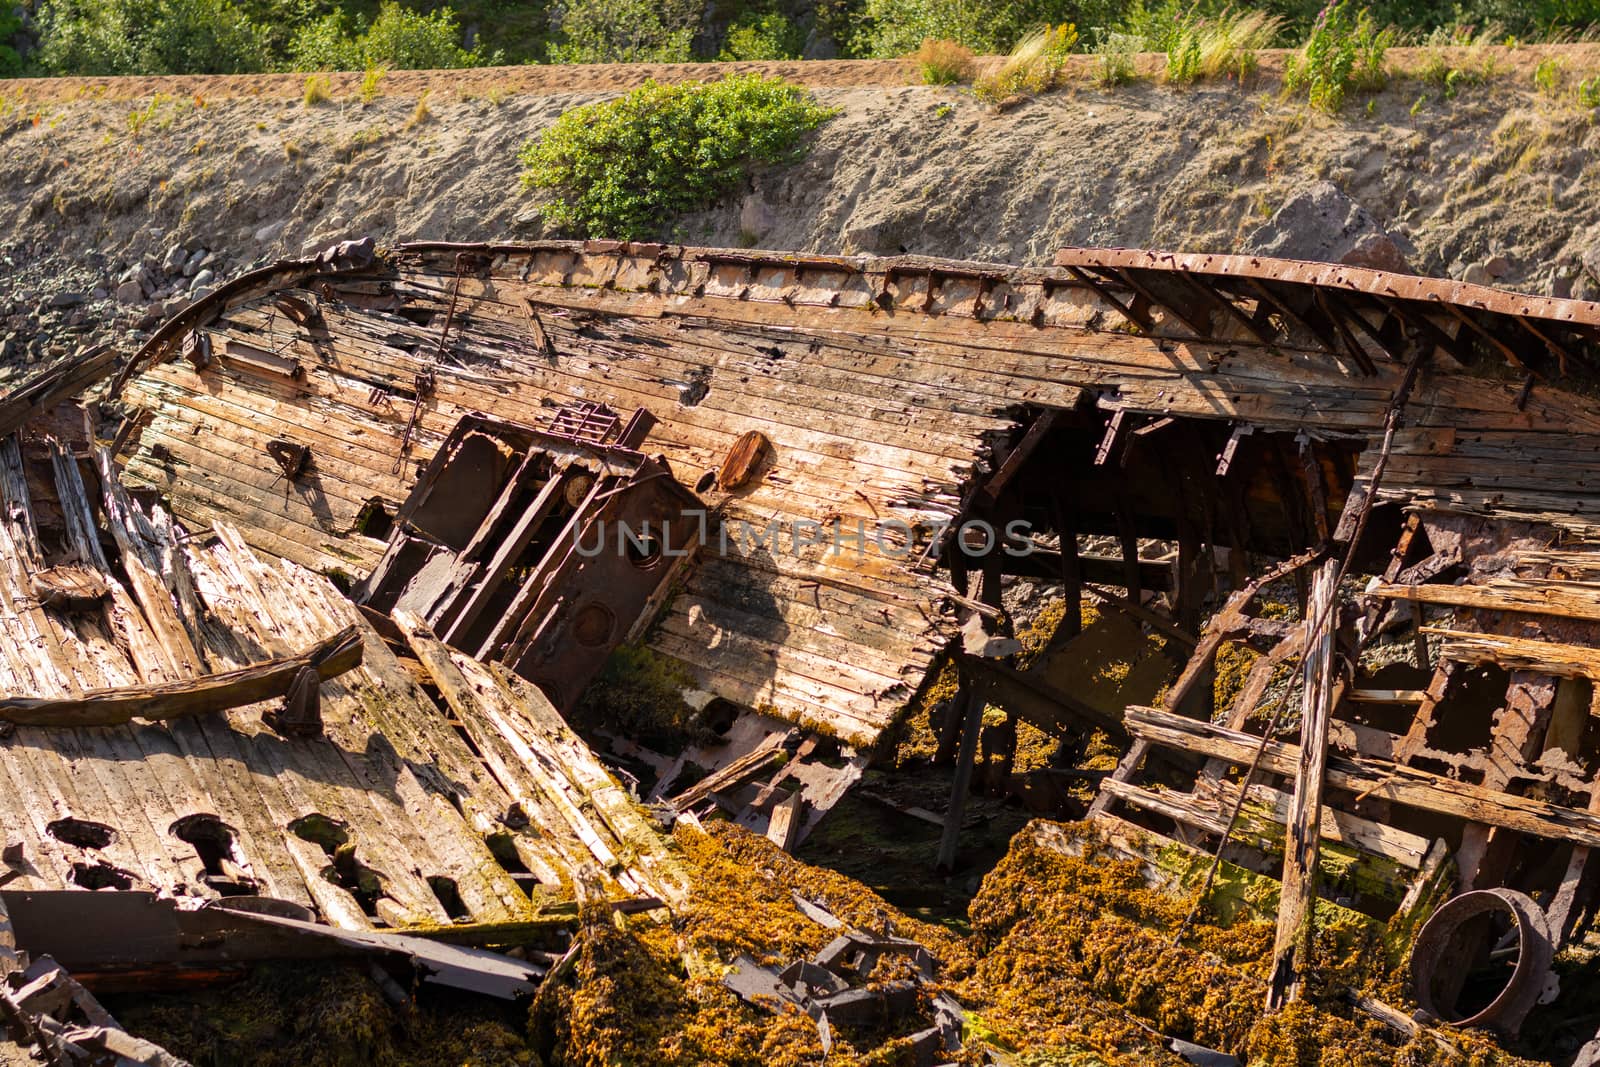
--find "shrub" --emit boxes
[915,37,975,84]
[1162,9,1281,84]
[854,0,1110,58]
[302,72,331,105]
[1534,55,1564,95]
[359,63,386,103]
[974,23,1077,105]
[1580,76,1600,109]
[289,2,484,71]
[1412,21,1502,97]
[36,0,272,74]
[519,74,836,240]
[1282,0,1393,112]
[1091,29,1142,86]
[718,11,803,60]
[545,0,698,64]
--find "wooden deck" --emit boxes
[0,433,684,927]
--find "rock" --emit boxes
[189,269,215,291]
[1581,240,1600,288]
[1461,262,1493,286]
[254,219,288,245]
[183,249,207,277]
[739,195,777,244]
[115,280,143,304]
[1484,254,1512,278]
[1243,181,1413,274]
[162,245,187,273]
[47,291,84,308]
[90,287,108,301]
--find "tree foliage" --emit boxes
[288,1,486,70]
[518,74,836,239]
[36,0,272,73]
[544,0,699,63]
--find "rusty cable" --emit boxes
[1172,343,1429,946]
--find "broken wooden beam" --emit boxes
[960,652,1127,739]
[1268,559,1336,1010]
[1426,626,1600,681]
[1373,578,1600,623]
[1125,703,1600,849]
[0,627,363,727]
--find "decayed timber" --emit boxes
[1125,704,1600,848]
[0,441,680,933]
[1428,626,1600,679]
[1372,577,1600,621]
[81,240,1600,752]
[0,627,362,726]
[1268,560,1337,1010]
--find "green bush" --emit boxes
[36,0,272,74]
[545,0,698,63]
[1534,55,1564,96]
[1580,76,1600,110]
[519,74,836,239]
[1282,0,1393,112]
[289,2,485,71]
[719,11,804,60]
[853,0,1112,58]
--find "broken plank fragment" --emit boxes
[0,627,362,727]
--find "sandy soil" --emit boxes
[2,45,1600,302]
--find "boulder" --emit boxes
[254,219,288,245]
[115,280,143,304]
[1243,181,1413,274]
[189,268,215,291]
[162,245,187,273]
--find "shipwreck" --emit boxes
[7,236,1600,1061]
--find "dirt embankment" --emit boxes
[1,45,1600,353]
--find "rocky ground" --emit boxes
[4,45,1600,388]
[4,50,1600,1064]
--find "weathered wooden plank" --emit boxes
[0,628,362,726]
[1126,704,1600,849]
[1429,626,1600,679]
[1270,560,1336,1009]
[1374,579,1600,622]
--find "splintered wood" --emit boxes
[0,433,680,927]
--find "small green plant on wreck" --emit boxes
[518,74,837,240]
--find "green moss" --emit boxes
[106,961,538,1067]
[569,643,704,752]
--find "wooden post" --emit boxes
[938,566,1003,871]
[937,662,981,872]
[1268,558,1337,1009]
